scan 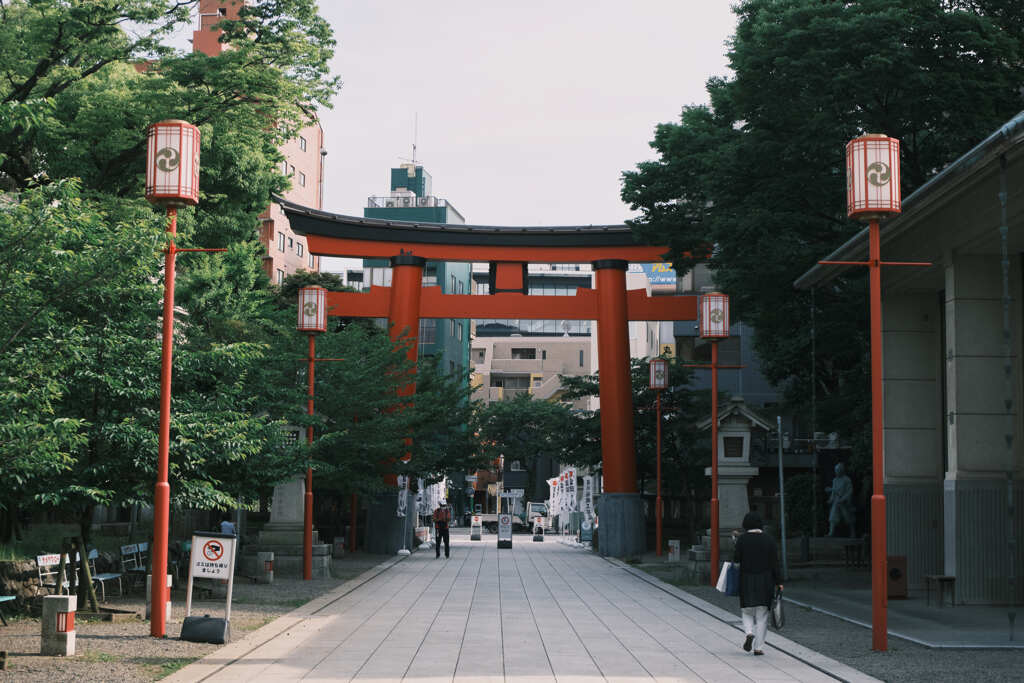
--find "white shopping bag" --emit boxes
[715,561,732,593]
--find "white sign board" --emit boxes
[500,489,524,498]
[497,513,512,548]
[186,532,237,621]
[191,535,235,580]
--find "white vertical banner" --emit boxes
[396,475,408,518]
[582,475,594,523]
[568,468,577,511]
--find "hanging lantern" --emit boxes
[700,292,729,339]
[297,286,327,332]
[649,357,669,390]
[145,120,200,206]
[846,134,900,221]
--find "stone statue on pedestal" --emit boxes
[826,463,855,537]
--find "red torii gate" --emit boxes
[279,198,698,558]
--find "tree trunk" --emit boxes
[75,536,99,612]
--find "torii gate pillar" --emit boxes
[593,260,644,557]
[365,253,423,554]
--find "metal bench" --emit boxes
[84,548,123,602]
[924,574,956,607]
[36,553,68,595]
[0,595,15,626]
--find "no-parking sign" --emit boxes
[191,534,235,580]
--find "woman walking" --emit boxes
[733,512,782,655]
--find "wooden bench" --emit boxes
[924,574,956,607]
[0,595,15,626]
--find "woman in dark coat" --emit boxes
[732,512,782,655]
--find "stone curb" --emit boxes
[163,554,406,682]
[601,555,883,683]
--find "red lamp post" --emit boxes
[145,120,200,638]
[701,292,729,586]
[649,357,668,556]
[297,286,327,581]
[817,134,928,650]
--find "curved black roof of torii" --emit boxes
[274,195,641,248]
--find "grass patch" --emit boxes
[133,656,197,679]
[80,651,125,663]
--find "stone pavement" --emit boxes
[167,529,879,682]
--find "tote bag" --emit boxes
[725,562,740,597]
[770,586,785,629]
[715,562,730,593]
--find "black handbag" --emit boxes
[770,586,785,629]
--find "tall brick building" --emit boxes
[193,0,324,283]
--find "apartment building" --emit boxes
[193,0,323,284]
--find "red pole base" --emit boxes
[303,480,313,581]
[710,499,720,586]
[150,482,170,637]
[871,494,887,651]
[656,496,663,556]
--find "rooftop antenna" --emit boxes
[398,113,421,167]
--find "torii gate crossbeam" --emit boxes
[279,197,698,558]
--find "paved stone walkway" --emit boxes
[168,531,879,682]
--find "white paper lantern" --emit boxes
[700,292,729,339]
[145,120,200,206]
[846,134,901,220]
[297,287,327,332]
[649,358,669,390]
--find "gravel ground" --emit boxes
[637,563,1023,683]
[0,553,388,682]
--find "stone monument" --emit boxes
[244,476,330,577]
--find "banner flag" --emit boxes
[582,475,594,522]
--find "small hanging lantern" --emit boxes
[145,120,201,206]
[649,357,669,390]
[700,292,729,339]
[846,134,900,221]
[297,287,327,332]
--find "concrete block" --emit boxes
[41,595,75,656]
[145,574,172,623]
[257,551,274,584]
[597,493,645,558]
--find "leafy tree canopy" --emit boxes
[622,0,1023,445]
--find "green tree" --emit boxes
[559,358,709,498]
[0,0,340,548]
[474,393,581,496]
[622,0,1023,450]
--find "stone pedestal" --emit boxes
[597,492,645,558]
[243,477,330,578]
[705,464,760,547]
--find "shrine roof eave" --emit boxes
[275,196,672,262]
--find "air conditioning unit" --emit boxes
[402,197,412,207]
[417,197,433,207]
[385,200,396,208]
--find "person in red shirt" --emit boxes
[432,501,452,559]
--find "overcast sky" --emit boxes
[314,2,737,226]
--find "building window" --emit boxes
[511,348,536,360]
[297,243,303,257]
[450,319,455,335]
[278,232,285,252]
[490,375,529,389]
[276,269,284,285]
[579,350,584,367]
[289,164,295,175]
[299,136,307,152]
[298,171,306,187]
[282,160,288,175]
[451,274,456,293]
[308,253,315,268]
[541,350,547,360]
[473,348,485,364]
[419,319,437,344]
[457,322,463,340]
[458,280,464,295]
[288,237,293,249]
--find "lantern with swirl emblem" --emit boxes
[145,120,200,206]
[700,292,729,339]
[297,286,327,333]
[846,134,900,221]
